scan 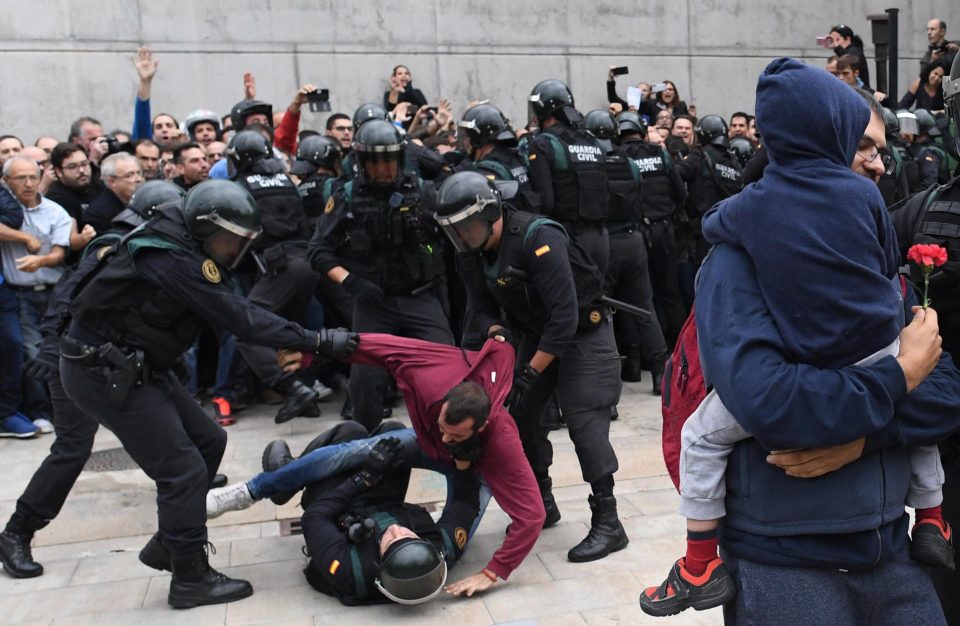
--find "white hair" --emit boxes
[2,155,41,177]
[100,152,140,178]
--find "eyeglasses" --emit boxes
[857,143,895,176]
[61,160,91,172]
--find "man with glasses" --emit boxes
[19,147,54,197]
[326,114,354,154]
[46,143,105,231]
[84,153,144,234]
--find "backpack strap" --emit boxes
[521,216,567,250]
[660,146,673,175]
[474,159,513,181]
[540,133,569,170]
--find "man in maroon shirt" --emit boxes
[207,333,545,596]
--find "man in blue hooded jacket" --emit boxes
[693,58,960,625]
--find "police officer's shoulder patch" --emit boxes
[96,245,112,260]
[202,259,222,284]
[324,196,336,214]
[454,527,468,549]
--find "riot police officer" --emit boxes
[342,102,391,181]
[913,108,952,188]
[458,104,532,193]
[308,120,453,430]
[230,98,273,132]
[227,130,324,423]
[434,171,628,563]
[292,135,343,230]
[526,80,610,271]
[55,180,357,608]
[584,110,668,394]
[616,111,688,348]
[0,181,186,581]
[889,53,960,622]
[877,108,912,206]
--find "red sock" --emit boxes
[685,529,719,577]
[916,505,945,526]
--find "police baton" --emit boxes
[502,266,653,320]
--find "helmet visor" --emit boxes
[202,229,258,269]
[897,113,919,136]
[434,195,498,253]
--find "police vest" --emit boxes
[472,209,606,335]
[918,144,952,184]
[298,173,337,228]
[895,143,922,193]
[239,171,311,248]
[621,140,677,222]
[688,145,742,217]
[535,127,609,224]
[303,503,455,606]
[473,147,541,212]
[601,148,643,225]
[68,210,208,370]
[340,176,446,296]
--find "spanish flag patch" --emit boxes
[534,245,551,257]
[529,153,537,160]
[329,559,341,575]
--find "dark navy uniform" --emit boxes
[459,208,621,495]
[914,141,952,189]
[621,137,688,346]
[307,173,454,429]
[59,205,329,559]
[600,145,668,380]
[527,124,610,272]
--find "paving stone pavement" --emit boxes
[0,380,722,625]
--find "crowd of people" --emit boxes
[0,14,958,622]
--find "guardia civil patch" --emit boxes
[324,197,336,214]
[455,527,468,549]
[202,259,222,284]
[96,245,111,260]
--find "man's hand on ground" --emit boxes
[766,437,865,478]
[897,306,942,392]
[277,349,303,373]
[445,571,495,597]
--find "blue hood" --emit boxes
[701,58,902,367]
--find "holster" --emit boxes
[60,336,146,408]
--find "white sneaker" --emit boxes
[206,482,254,519]
[32,418,54,434]
[312,381,333,400]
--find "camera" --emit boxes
[103,135,134,156]
[306,89,331,113]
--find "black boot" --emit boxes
[621,352,644,383]
[211,474,228,489]
[261,440,296,505]
[274,379,321,424]
[0,529,42,578]
[652,371,663,396]
[139,532,171,572]
[539,477,562,528]
[168,547,253,609]
[543,399,564,431]
[567,494,629,562]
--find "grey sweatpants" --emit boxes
[678,337,945,520]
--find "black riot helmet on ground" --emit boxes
[230,99,273,132]
[458,104,515,155]
[226,130,272,174]
[433,171,516,253]
[291,135,342,177]
[528,79,577,126]
[181,180,262,269]
[616,111,647,138]
[695,114,730,148]
[946,53,960,154]
[584,109,619,151]
[881,107,900,136]
[913,108,942,138]
[353,120,405,189]
[353,102,390,130]
[374,535,447,605]
[728,137,756,168]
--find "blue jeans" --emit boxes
[185,332,236,396]
[246,427,492,537]
[16,288,48,360]
[0,283,23,418]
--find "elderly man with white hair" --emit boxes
[83,152,143,234]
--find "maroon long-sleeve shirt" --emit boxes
[348,333,545,580]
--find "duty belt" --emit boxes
[60,335,149,407]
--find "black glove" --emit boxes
[342,274,385,306]
[487,326,515,345]
[316,328,359,359]
[354,436,404,487]
[24,338,60,384]
[507,363,540,416]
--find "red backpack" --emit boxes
[660,304,706,491]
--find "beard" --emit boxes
[445,435,484,462]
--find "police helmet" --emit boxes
[616,111,647,137]
[913,109,942,138]
[181,180,261,269]
[181,109,222,140]
[695,115,730,148]
[881,107,900,136]
[291,135,341,177]
[353,120,405,189]
[230,99,273,132]
[226,130,272,174]
[458,104,514,153]
[528,80,575,124]
[433,171,511,253]
[353,102,390,130]
[728,137,756,168]
[946,53,960,154]
[585,110,620,140]
[374,536,447,605]
[896,110,919,137]
[127,180,185,219]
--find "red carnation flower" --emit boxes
[907,243,948,308]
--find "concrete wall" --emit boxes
[0,0,956,143]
